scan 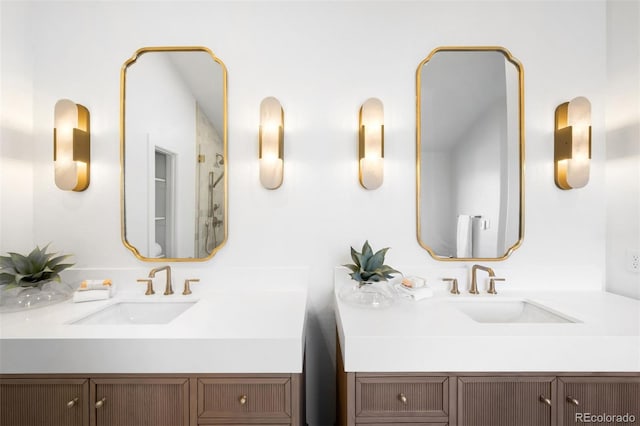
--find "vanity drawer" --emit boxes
[355,375,449,420]
[197,377,291,420]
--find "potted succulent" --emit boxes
[341,241,400,308]
[0,244,74,311]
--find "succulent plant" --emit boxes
[343,240,400,284]
[0,245,74,289]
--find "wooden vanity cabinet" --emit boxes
[356,374,450,423]
[457,376,554,426]
[0,378,89,426]
[337,342,640,426]
[338,371,640,426]
[557,376,640,426]
[0,377,188,426]
[0,374,304,426]
[197,374,304,425]
[337,348,452,426]
[91,378,190,426]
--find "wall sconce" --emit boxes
[359,97,384,190]
[259,97,284,189]
[54,99,90,191]
[554,96,591,190]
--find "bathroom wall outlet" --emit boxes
[626,249,640,273]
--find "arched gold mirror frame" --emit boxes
[120,46,228,262]
[416,46,525,261]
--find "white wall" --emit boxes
[0,2,34,254]
[606,0,640,300]
[0,1,622,424]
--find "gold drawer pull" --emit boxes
[567,396,580,406]
[66,397,79,408]
[95,397,106,408]
[239,395,248,405]
[398,393,408,404]
[539,395,552,406]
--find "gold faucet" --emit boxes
[182,279,200,295]
[488,277,505,294]
[137,279,155,295]
[442,278,460,295]
[470,264,494,294]
[148,265,173,295]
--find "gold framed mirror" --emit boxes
[416,46,524,261]
[120,46,228,262]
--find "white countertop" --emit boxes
[0,267,307,374]
[334,268,640,373]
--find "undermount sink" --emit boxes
[71,301,197,325]
[449,299,579,323]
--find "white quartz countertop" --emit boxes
[0,268,307,374]
[334,269,640,372]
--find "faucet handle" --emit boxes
[488,277,505,294]
[183,279,200,295]
[442,278,460,295]
[137,279,155,295]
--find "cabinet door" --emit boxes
[558,377,640,425]
[0,378,88,426]
[91,378,189,426]
[457,376,555,426]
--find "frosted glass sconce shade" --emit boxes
[554,96,591,190]
[259,97,284,189]
[359,97,384,189]
[54,99,90,191]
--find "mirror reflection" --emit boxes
[417,47,524,260]
[121,47,227,261]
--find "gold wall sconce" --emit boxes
[259,97,284,189]
[554,96,591,190]
[359,97,384,190]
[54,99,90,191]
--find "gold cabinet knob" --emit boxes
[95,397,106,408]
[238,394,248,405]
[539,395,552,406]
[567,396,580,406]
[66,397,79,408]
[398,393,408,404]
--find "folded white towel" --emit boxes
[400,276,426,289]
[393,283,433,301]
[73,287,112,303]
[78,279,112,291]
